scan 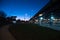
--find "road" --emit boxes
[0,25,16,40]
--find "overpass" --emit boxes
[29,0,60,24]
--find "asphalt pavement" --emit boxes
[0,25,16,40]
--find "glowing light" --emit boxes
[39,14,43,16]
[40,17,43,20]
[51,16,54,20]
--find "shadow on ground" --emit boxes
[9,23,60,40]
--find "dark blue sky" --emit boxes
[0,0,49,20]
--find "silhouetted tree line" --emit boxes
[0,11,7,27]
[0,11,16,27]
[0,11,29,27]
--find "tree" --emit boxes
[0,11,7,27]
[0,11,7,18]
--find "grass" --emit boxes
[9,23,60,40]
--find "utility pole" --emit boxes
[24,13,28,21]
[24,14,25,21]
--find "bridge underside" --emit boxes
[29,0,60,24]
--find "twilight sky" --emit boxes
[0,0,49,20]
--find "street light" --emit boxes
[38,14,43,25]
[40,17,43,20]
[24,13,28,21]
[39,17,43,25]
[51,16,55,20]
[50,15,55,25]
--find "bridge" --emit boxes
[29,0,60,31]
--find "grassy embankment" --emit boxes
[9,23,60,40]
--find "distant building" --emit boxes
[10,16,17,20]
[6,16,17,23]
